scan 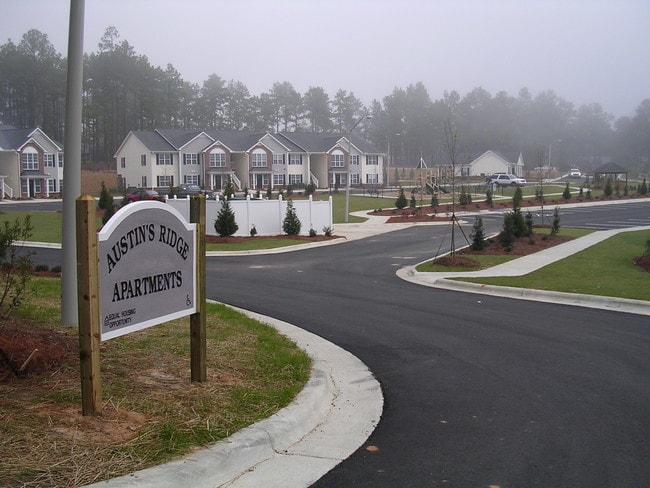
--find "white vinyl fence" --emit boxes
[166,194,333,237]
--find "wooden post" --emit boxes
[76,195,102,415]
[190,194,207,382]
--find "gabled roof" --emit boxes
[205,130,268,152]
[155,129,206,149]
[0,127,37,150]
[129,131,177,152]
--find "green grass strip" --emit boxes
[455,229,650,301]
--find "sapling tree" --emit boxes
[551,207,561,235]
[563,182,571,200]
[499,212,517,252]
[282,199,301,235]
[525,211,535,237]
[470,216,487,251]
[98,181,111,210]
[395,187,407,209]
[639,177,647,195]
[512,185,523,210]
[214,198,238,237]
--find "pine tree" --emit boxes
[512,185,523,210]
[640,177,648,195]
[470,216,487,251]
[395,187,407,209]
[485,188,493,207]
[563,182,571,200]
[525,211,535,237]
[604,178,613,196]
[101,195,116,225]
[499,212,517,252]
[282,199,301,235]
[410,193,416,208]
[551,207,561,235]
[214,198,239,237]
[98,181,110,210]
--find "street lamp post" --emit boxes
[344,114,371,223]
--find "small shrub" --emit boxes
[249,225,257,237]
[34,264,49,272]
[322,226,333,236]
[395,187,408,209]
[309,228,317,237]
[51,265,62,273]
[563,182,571,200]
[639,177,648,195]
[485,188,493,207]
[0,215,34,320]
[410,194,416,208]
[604,178,613,197]
[525,211,534,237]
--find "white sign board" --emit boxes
[98,201,196,341]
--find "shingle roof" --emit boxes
[205,130,268,152]
[131,131,177,151]
[0,127,35,150]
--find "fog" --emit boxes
[2,0,649,118]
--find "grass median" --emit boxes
[440,229,650,301]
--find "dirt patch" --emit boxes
[81,169,117,195]
[634,255,650,273]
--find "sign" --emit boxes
[98,201,196,341]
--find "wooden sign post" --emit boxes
[76,195,206,416]
[76,195,102,416]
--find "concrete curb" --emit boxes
[84,306,383,488]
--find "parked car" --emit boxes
[176,184,217,199]
[176,184,205,198]
[123,188,163,204]
[488,173,527,186]
[569,168,582,178]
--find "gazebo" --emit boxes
[592,162,628,189]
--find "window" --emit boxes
[331,153,344,167]
[184,175,199,185]
[157,154,172,165]
[273,154,285,165]
[210,151,226,167]
[141,176,147,187]
[252,150,267,167]
[44,154,55,168]
[289,154,302,165]
[48,179,56,193]
[141,154,146,166]
[22,151,38,170]
[350,174,360,185]
[120,157,126,168]
[289,174,303,185]
[183,153,198,165]
[273,174,285,186]
[350,155,359,165]
[58,154,64,167]
[157,175,173,187]
[367,155,378,165]
[367,173,379,184]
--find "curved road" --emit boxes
[208,202,650,488]
[27,201,650,487]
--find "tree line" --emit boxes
[1,27,648,176]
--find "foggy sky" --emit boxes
[2,0,649,119]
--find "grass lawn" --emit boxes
[453,229,650,301]
[1,276,311,487]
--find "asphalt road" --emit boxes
[24,200,650,487]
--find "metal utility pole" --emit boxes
[61,0,85,326]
